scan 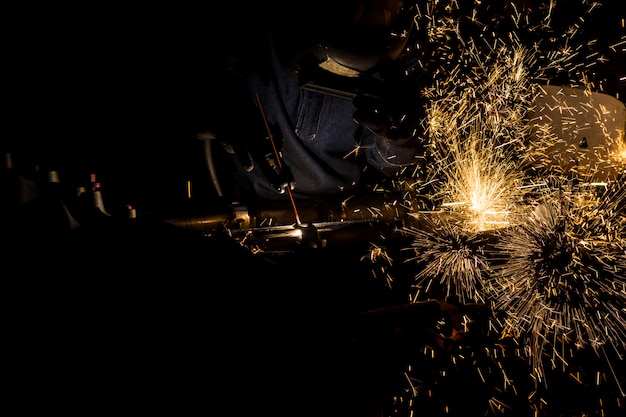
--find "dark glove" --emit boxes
[352,57,426,143]
[247,129,295,194]
[195,67,295,195]
[198,125,295,195]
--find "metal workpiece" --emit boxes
[164,212,233,231]
[163,190,417,252]
[225,218,407,253]
[165,190,412,231]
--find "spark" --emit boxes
[486,178,626,391]
[383,1,626,415]
[362,242,396,288]
[408,3,578,232]
[530,84,626,181]
[402,215,492,304]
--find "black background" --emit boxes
[3,1,262,215]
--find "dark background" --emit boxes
[4,2,230,139]
[3,1,267,216]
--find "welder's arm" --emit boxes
[352,57,428,167]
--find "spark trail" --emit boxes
[402,215,493,304]
[486,178,626,392]
[380,1,626,415]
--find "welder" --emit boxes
[189,2,437,416]
[198,0,431,206]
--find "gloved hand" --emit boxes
[195,67,295,195]
[198,125,295,195]
[247,129,295,194]
[352,57,426,143]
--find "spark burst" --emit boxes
[402,215,493,304]
[486,178,626,392]
[411,18,562,231]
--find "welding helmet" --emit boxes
[271,0,415,96]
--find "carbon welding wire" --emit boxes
[255,92,301,225]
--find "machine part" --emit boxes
[196,130,228,198]
[199,132,224,198]
[231,204,251,229]
[530,85,626,180]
